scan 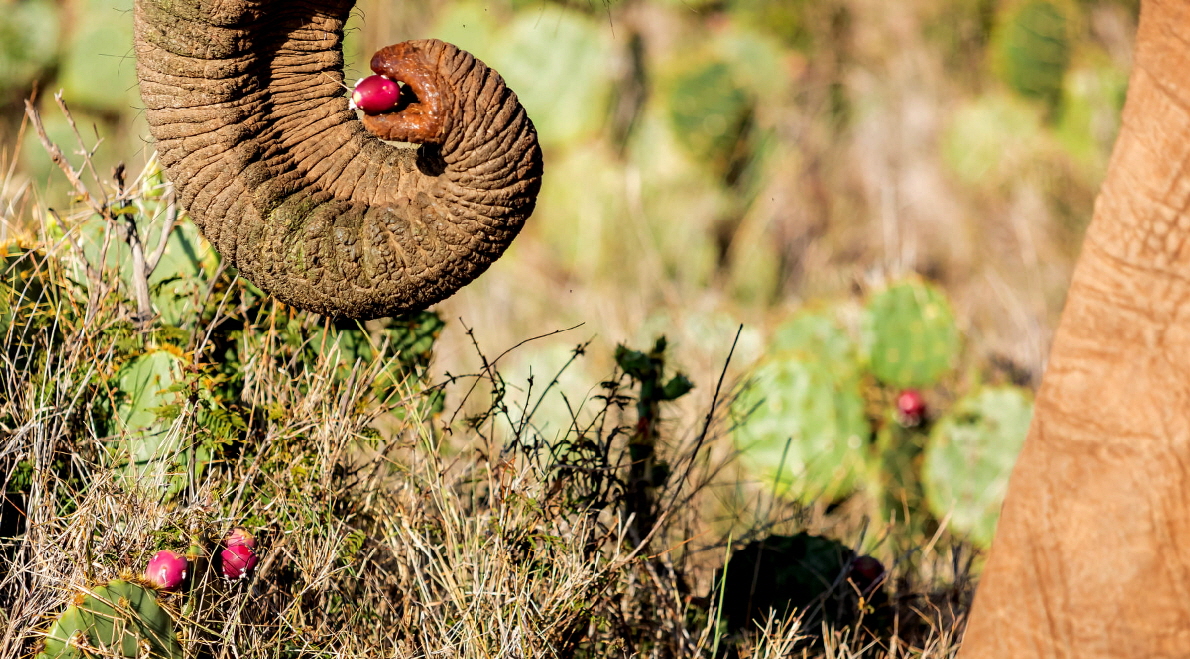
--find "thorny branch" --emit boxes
[24,94,175,328]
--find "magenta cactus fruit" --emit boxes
[221,544,258,580]
[225,526,256,549]
[895,388,928,427]
[350,75,400,114]
[144,550,188,590]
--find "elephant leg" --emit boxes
[961,1,1190,656]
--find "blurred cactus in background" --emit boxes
[923,386,1033,546]
[734,341,870,503]
[734,277,1032,548]
[666,60,753,179]
[863,279,960,389]
[0,1,59,100]
[992,0,1074,110]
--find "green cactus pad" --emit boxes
[735,350,870,503]
[109,349,195,495]
[37,580,182,659]
[667,60,752,173]
[922,386,1034,547]
[992,0,1073,105]
[771,312,859,381]
[58,0,140,112]
[115,350,186,437]
[148,221,219,327]
[863,279,959,388]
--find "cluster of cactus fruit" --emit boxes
[36,529,258,658]
[734,277,1035,547]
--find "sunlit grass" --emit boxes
[0,106,971,656]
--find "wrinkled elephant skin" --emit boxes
[961,1,1190,657]
[133,1,542,319]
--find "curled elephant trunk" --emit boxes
[133,1,542,319]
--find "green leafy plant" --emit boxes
[614,336,694,541]
[297,312,445,406]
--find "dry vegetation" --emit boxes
[0,0,1141,656]
[0,104,971,657]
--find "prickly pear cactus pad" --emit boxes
[115,350,186,436]
[37,580,182,659]
[145,221,220,327]
[992,0,1073,105]
[0,0,59,99]
[771,312,859,381]
[734,348,869,503]
[667,59,752,173]
[863,279,959,389]
[922,386,1034,547]
[112,348,188,467]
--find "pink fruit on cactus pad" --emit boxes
[221,544,258,580]
[225,527,256,549]
[895,389,927,427]
[145,550,188,590]
[350,75,400,114]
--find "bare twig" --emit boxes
[112,163,154,325]
[23,99,97,214]
[145,185,178,277]
[24,98,155,326]
[54,94,108,210]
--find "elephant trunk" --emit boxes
[134,0,542,319]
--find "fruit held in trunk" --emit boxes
[350,75,400,114]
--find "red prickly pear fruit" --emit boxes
[350,75,400,114]
[851,555,884,586]
[221,544,258,580]
[145,550,188,590]
[895,389,927,427]
[225,527,256,549]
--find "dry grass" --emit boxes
[0,103,975,658]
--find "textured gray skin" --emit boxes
[133,0,542,319]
